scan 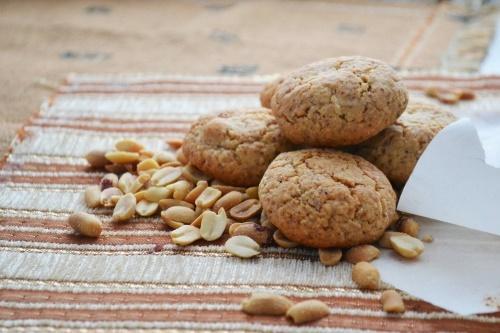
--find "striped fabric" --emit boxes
[0,73,499,332]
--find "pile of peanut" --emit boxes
[72,138,433,319]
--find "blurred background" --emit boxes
[1,0,499,154]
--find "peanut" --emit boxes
[160,161,182,168]
[260,211,277,231]
[105,151,140,164]
[104,163,127,174]
[100,187,123,207]
[84,185,101,208]
[381,290,405,313]
[68,212,102,237]
[164,218,184,229]
[129,173,150,193]
[390,234,424,259]
[200,209,227,241]
[345,245,380,264]
[153,151,176,165]
[176,148,188,164]
[144,187,171,202]
[182,165,211,183]
[184,180,208,203]
[139,149,154,158]
[378,231,406,249]
[228,222,251,236]
[162,206,196,224]
[229,199,261,221]
[241,292,293,316]
[421,234,434,243]
[134,190,146,202]
[211,182,246,195]
[85,150,108,168]
[225,235,260,258]
[158,198,194,210]
[286,300,330,324]
[195,187,222,208]
[166,138,183,150]
[137,158,160,172]
[150,167,182,186]
[232,222,271,246]
[245,186,259,199]
[118,172,137,194]
[170,225,201,246]
[318,248,342,266]
[167,180,193,201]
[352,262,380,290]
[112,193,136,222]
[398,216,419,237]
[190,209,208,228]
[100,173,118,190]
[136,200,159,217]
[213,191,243,212]
[273,230,298,248]
[456,89,475,100]
[115,139,144,152]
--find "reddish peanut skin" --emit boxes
[229,199,262,221]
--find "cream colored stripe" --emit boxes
[0,188,85,212]
[0,225,167,237]
[6,154,88,166]
[1,183,89,190]
[32,118,191,130]
[0,278,389,300]
[1,301,498,323]
[42,94,259,119]
[0,170,103,178]
[0,320,377,333]
[0,251,354,287]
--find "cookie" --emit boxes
[270,56,409,147]
[183,108,291,187]
[260,76,283,109]
[356,103,456,188]
[259,149,398,248]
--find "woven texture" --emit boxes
[0,74,499,332]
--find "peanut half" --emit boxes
[112,193,136,222]
[213,191,243,212]
[273,230,298,248]
[115,139,144,152]
[225,235,261,258]
[118,172,137,194]
[84,185,101,208]
[105,151,140,164]
[68,212,102,237]
[137,158,160,173]
[135,200,159,217]
[390,234,424,259]
[150,167,182,186]
[153,151,176,165]
[318,248,342,266]
[158,198,194,210]
[352,262,380,290]
[232,222,271,246]
[100,187,123,207]
[170,225,201,246]
[241,292,293,316]
[85,150,108,168]
[378,231,406,249]
[380,290,405,313]
[144,186,172,202]
[166,138,183,150]
[229,199,261,221]
[245,186,259,199]
[398,216,420,237]
[161,206,196,225]
[184,180,208,203]
[195,187,222,209]
[286,300,330,324]
[167,180,193,201]
[344,245,380,264]
[200,209,228,241]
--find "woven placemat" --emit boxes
[0,73,499,332]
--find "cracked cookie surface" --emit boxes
[183,108,291,187]
[259,149,397,248]
[270,56,409,147]
[356,103,456,188]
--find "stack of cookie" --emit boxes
[183,56,456,249]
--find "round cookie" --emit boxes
[183,108,291,187]
[356,103,456,188]
[259,149,398,248]
[260,76,283,109]
[270,56,409,147]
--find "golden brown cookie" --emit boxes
[183,108,291,187]
[259,149,397,248]
[270,56,409,147]
[356,103,456,188]
[260,76,283,109]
